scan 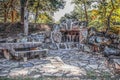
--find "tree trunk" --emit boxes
[106,0,115,33]
[34,1,40,28]
[24,7,29,36]
[20,7,24,24]
[34,7,38,28]
[35,7,39,23]
[20,0,29,35]
[106,8,114,33]
[83,1,88,24]
[4,3,7,23]
[11,10,16,23]
[4,10,7,23]
[20,0,25,24]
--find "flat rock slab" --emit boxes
[113,59,120,64]
[20,62,34,67]
[0,42,42,49]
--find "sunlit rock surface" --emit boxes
[0,50,117,78]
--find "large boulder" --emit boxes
[103,46,120,57]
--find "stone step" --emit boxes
[15,49,48,54]
[15,49,48,61]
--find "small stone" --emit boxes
[88,65,98,69]
[49,43,58,50]
[1,70,9,73]
[69,62,79,67]
[78,62,87,67]
[31,59,50,65]
[66,73,73,77]
[42,73,53,76]
[83,45,92,52]
[89,59,97,64]
[33,74,41,78]
[85,66,92,70]
[21,62,34,67]
[113,59,120,64]
[53,73,63,77]
[45,38,51,43]
[112,59,120,73]
[59,43,68,49]
[98,64,107,70]
[61,55,70,60]
[28,69,41,77]
[9,62,19,68]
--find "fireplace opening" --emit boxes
[60,30,80,42]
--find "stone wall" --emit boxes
[0,23,53,38]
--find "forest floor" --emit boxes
[0,50,119,79]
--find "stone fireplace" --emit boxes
[60,30,80,42]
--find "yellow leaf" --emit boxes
[91,9,98,15]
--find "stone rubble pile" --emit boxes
[88,29,120,54]
[87,27,120,74]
